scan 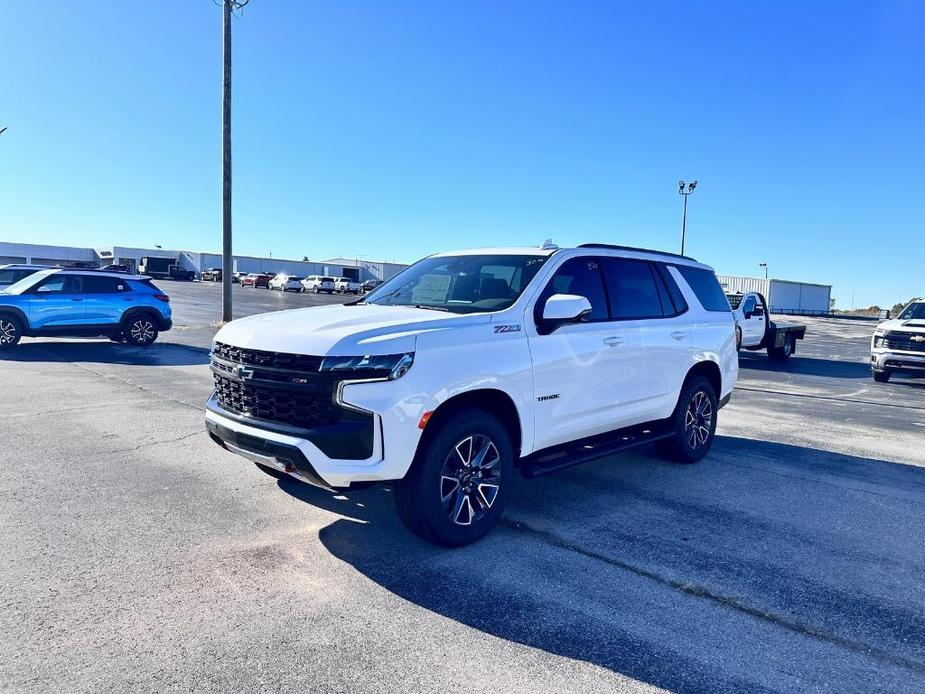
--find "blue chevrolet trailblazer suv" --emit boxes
[0,269,172,350]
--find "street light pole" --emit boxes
[221,0,249,323]
[678,180,698,255]
[759,262,768,279]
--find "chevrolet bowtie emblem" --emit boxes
[234,365,255,380]
[911,335,925,343]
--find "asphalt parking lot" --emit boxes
[2,281,923,693]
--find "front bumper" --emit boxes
[871,349,925,372]
[205,393,397,489]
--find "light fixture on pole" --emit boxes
[678,179,698,255]
[759,262,768,279]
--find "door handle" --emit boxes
[603,336,623,347]
[671,331,687,341]
[70,297,84,302]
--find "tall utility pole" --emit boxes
[759,262,768,279]
[221,0,249,323]
[678,179,698,256]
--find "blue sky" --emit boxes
[1,1,922,308]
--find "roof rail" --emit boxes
[577,243,697,262]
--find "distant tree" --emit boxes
[302,256,309,262]
[829,297,836,311]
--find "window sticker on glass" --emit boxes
[411,273,452,304]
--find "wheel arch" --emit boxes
[684,359,722,398]
[416,388,524,462]
[0,306,29,332]
[119,307,162,330]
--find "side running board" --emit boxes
[521,421,673,479]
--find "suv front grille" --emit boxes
[883,331,925,353]
[211,342,337,429]
[213,372,338,429]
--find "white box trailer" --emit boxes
[717,275,831,315]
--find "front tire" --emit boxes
[873,369,891,383]
[0,315,22,349]
[656,376,718,464]
[395,410,513,547]
[124,315,159,347]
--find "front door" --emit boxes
[528,256,635,451]
[740,293,765,347]
[27,274,87,328]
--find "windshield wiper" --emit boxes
[413,304,450,312]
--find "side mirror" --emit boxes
[540,293,593,333]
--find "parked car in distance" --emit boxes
[0,268,172,349]
[206,242,737,546]
[201,268,223,282]
[870,298,925,383]
[361,278,383,293]
[0,264,52,288]
[233,272,249,283]
[301,275,336,294]
[726,291,806,359]
[269,274,306,292]
[334,277,362,294]
[241,273,271,288]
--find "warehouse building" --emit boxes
[0,241,408,283]
[717,275,832,315]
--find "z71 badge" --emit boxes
[493,324,522,334]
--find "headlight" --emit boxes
[873,333,885,347]
[320,352,414,380]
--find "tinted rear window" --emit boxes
[675,266,730,312]
[600,258,664,319]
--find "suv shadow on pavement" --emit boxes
[0,340,210,367]
[275,437,925,693]
[737,353,872,379]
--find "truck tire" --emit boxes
[124,314,159,347]
[0,314,23,349]
[395,409,513,547]
[873,369,891,383]
[656,376,718,464]
[768,335,794,360]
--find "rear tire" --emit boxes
[0,315,22,350]
[768,335,794,360]
[656,376,718,464]
[395,409,513,547]
[124,314,159,347]
[873,369,891,383]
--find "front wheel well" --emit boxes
[416,389,523,461]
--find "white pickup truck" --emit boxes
[870,298,925,382]
[727,291,806,359]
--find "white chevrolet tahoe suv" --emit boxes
[870,298,925,383]
[206,243,738,546]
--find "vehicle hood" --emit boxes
[213,303,492,355]
[876,319,925,333]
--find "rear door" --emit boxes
[83,275,134,325]
[27,275,87,328]
[600,257,691,422]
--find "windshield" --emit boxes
[363,254,549,313]
[898,302,925,320]
[4,269,56,295]
[726,294,743,309]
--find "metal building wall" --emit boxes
[716,275,771,296]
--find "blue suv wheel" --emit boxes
[0,315,22,349]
